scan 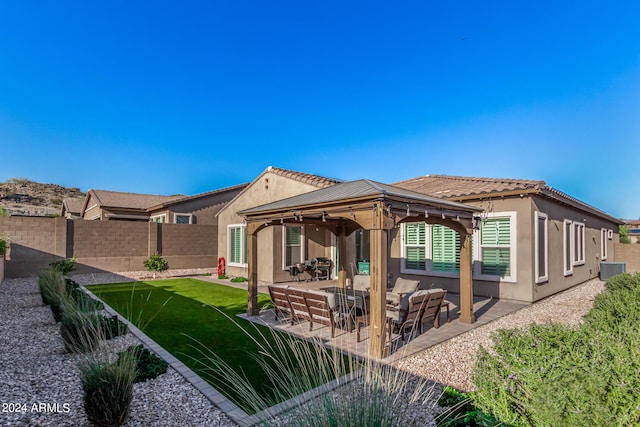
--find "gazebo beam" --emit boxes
[247,223,260,316]
[368,207,388,358]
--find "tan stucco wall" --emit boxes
[82,194,103,220]
[217,170,333,283]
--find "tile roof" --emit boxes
[61,198,84,214]
[147,183,248,210]
[393,174,545,199]
[266,166,342,188]
[89,190,185,210]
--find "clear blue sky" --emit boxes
[1,1,638,219]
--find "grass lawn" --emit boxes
[86,278,279,411]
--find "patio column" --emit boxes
[369,214,388,358]
[459,231,475,324]
[338,225,347,287]
[247,224,259,316]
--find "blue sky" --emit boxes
[1,1,638,219]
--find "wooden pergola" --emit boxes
[238,180,483,358]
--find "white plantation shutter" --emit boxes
[404,222,426,271]
[285,226,302,267]
[432,225,460,272]
[229,226,246,265]
[480,217,511,276]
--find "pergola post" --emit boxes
[338,224,348,287]
[247,225,259,316]
[368,213,388,358]
[459,231,475,324]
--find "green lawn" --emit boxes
[87,279,276,410]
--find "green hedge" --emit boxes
[472,273,640,427]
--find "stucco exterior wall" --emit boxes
[217,170,332,283]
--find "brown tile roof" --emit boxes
[393,174,545,200]
[147,182,248,210]
[89,189,185,210]
[394,174,620,224]
[266,166,342,188]
[61,198,84,215]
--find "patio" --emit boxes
[238,278,528,363]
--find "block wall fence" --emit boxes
[0,217,218,277]
[614,243,640,273]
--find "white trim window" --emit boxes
[401,222,427,273]
[573,222,585,266]
[283,225,304,269]
[601,228,608,261]
[228,224,247,267]
[174,213,193,224]
[474,212,517,282]
[534,212,548,283]
[150,214,167,223]
[431,224,460,274]
[563,219,574,276]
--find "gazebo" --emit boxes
[238,179,483,358]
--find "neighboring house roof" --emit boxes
[394,174,621,224]
[61,198,84,216]
[216,166,342,217]
[238,179,482,215]
[146,183,249,211]
[81,189,185,215]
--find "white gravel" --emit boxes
[0,269,605,426]
[0,270,235,427]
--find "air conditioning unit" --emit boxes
[600,262,625,280]
[607,229,613,240]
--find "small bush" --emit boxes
[49,256,77,275]
[218,273,227,279]
[101,315,129,340]
[80,352,137,427]
[230,276,247,283]
[38,269,67,320]
[118,344,168,383]
[0,238,6,256]
[143,252,169,278]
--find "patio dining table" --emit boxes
[320,286,370,313]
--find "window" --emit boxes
[535,212,548,283]
[563,220,573,276]
[601,228,608,261]
[174,214,192,224]
[228,225,247,266]
[431,224,460,273]
[283,226,304,268]
[150,214,167,223]
[402,222,426,272]
[401,222,460,276]
[474,212,516,282]
[573,222,585,265]
[355,229,370,262]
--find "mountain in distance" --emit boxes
[0,178,85,217]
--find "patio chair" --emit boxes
[418,289,447,331]
[386,290,431,343]
[286,288,312,326]
[352,274,370,292]
[268,285,292,321]
[386,277,420,306]
[302,290,351,338]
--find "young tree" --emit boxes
[143,253,169,279]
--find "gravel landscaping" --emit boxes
[0,269,605,426]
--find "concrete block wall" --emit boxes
[615,243,640,273]
[0,216,218,277]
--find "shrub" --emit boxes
[118,344,168,383]
[143,252,169,279]
[49,256,77,275]
[230,276,247,283]
[60,303,103,353]
[101,315,129,340]
[436,386,500,427]
[0,238,6,255]
[38,268,67,319]
[80,351,137,427]
[472,273,640,427]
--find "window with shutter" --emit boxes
[474,212,516,282]
[284,226,303,268]
[228,225,247,266]
[431,224,460,272]
[402,222,426,272]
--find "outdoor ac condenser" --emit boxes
[600,262,626,280]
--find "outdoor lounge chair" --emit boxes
[418,289,447,331]
[386,290,431,343]
[352,274,370,292]
[286,288,311,326]
[268,285,291,321]
[386,277,420,306]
